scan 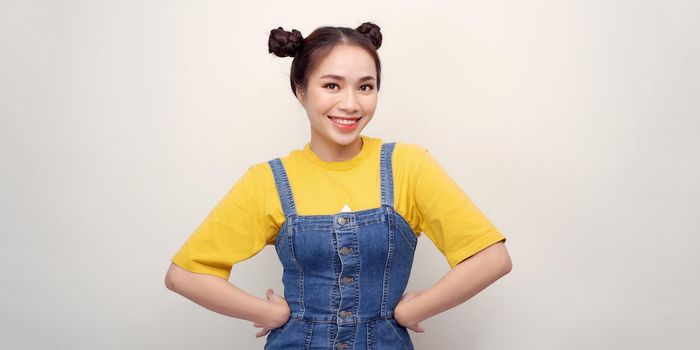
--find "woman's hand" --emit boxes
[394,290,426,333]
[252,288,290,337]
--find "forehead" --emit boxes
[311,44,376,80]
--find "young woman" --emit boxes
[165,22,512,350]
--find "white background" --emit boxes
[1,0,698,349]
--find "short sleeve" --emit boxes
[414,150,506,268]
[171,166,271,280]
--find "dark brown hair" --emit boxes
[268,22,383,98]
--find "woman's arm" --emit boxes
[394,241,512,330]
[164,263,290,332]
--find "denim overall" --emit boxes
[264,142,417,350]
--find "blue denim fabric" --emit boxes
[265,142,417,350]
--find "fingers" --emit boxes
[266,288,288,304]
[254,323,271,337]
[412,324,425,333]
[400,292,417,302]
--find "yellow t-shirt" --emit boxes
[172,135,506,280]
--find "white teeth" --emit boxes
[331,117,357,125]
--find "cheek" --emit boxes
[308,94,336,113]
[361,95,378,111]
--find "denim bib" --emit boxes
[265,142,417,350]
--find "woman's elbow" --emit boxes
[164,263,184,292]
[498,243,513,276]
[501,253,513,276]
[485,241,512,277]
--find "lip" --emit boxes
[327,115,362,130]
[328,115,361,120]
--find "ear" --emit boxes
[295,85,305,105]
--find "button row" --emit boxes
[334,215,354,350]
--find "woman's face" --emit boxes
[296,44,378,149]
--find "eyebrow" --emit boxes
[319,74,376,82]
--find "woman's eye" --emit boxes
[324,83,374,91]
[360,84,375,91]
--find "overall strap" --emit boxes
[267,158,297,217]
[380,142,396,207]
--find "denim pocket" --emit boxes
[386,319,413,350]
[368,318,414,350]
[263,319,296,350]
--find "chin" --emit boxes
[327,131,362,145]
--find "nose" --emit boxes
[338,88,360,114]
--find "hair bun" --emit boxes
[355,22,382,50]
[268,27,304,57]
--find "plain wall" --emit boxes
[1,0,698,349]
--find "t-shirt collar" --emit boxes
[302,135,371,171]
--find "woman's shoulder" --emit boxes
[356,135,429,171]
[364,135,429,158]
[392,140,430,170]
[229,160,276,192]
[393,140,428,153]
[245,146,301,175]
[241,146,306,184]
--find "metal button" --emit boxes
[335,342,349,350]
[341,276,355,284]
[339,310,353,318]
[336,216,347,225]
[339,247,353,255]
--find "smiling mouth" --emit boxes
[327,116,362,125]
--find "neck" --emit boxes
[309,134,364,162]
